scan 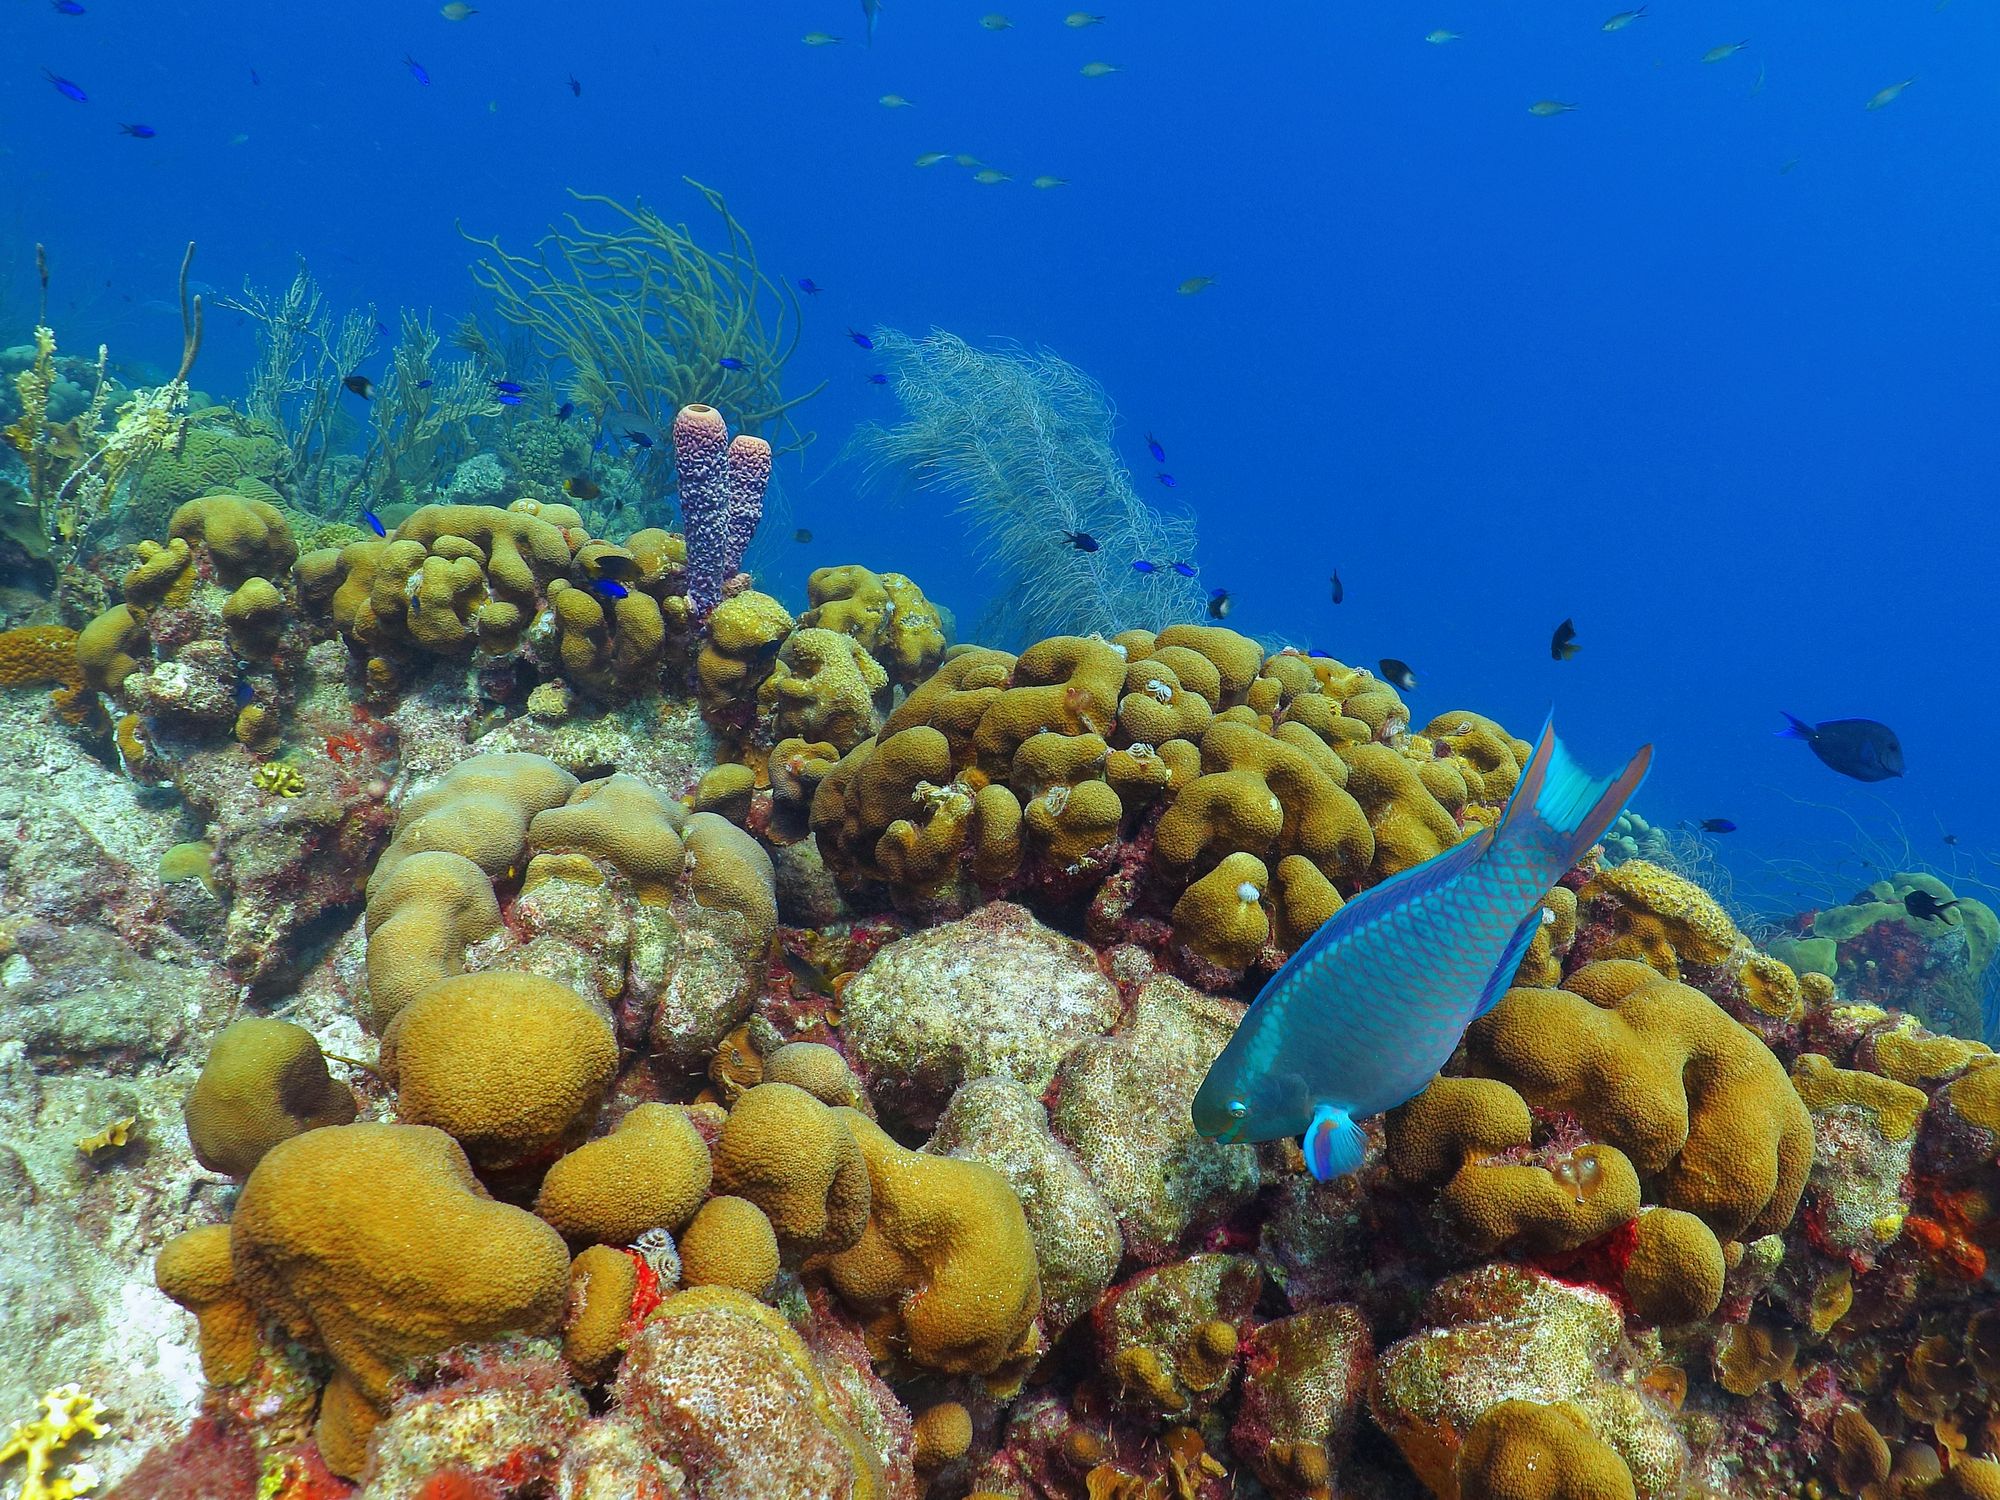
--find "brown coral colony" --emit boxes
[2,409,1991,1499]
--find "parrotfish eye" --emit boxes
[1227,1099,1247,1119]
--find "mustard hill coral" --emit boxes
[807,627,1515,975]
[827,1108,1043,1385]
[227,1121,572,1476]
[182,1017,358,1178]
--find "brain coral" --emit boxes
[1049,969,1261,1263]
[1458,1400,1639,1500]
[534,1102,712,1246]
[154,1224,261,1386]
[924,1075,1123,1342]
[1463,959,1813,1241]
[167,493,299,587]
[612,1285,895,1500]
[827,1108,1043,1385]
[838,901,1124,1131]
[383,971,617,1174]
[1369,1263,1685,1500]
[182,1017,358,1178]
[711,1082,872,1263]
[0,623,80,690]
[229,1122,572,1477]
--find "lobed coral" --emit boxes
[804,627,1520,981]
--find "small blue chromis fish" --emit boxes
[555,401,574,421]
[405,54,431,84]
[1146,432,1166,463]
[848,328,874,350]
[120,122,157,138]
[493,379,525,394]
[796,277,824,295]
[719,356,745,371]
[496,392,523,405]
[1157,472,1177,487]
[416,378,434,389]
[588,577,630,600]
[44,69,88,102]
[362,509,388,538]
[866,373,888,385]
[53,1,86,12]
[1170,561,1196,578]
[1192,717,1651,1180]
[1131,560,1158,574]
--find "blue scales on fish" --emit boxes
[1191,715,1651,1181]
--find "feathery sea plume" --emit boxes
[853,328,1202,642]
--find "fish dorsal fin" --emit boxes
[1471,904,1547,1021]
[1303,1104,1368,1182]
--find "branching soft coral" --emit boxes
[462,181,821,496]
[852,327,1205,643]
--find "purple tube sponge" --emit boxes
[673,404,773,620]
[723,434,771,578]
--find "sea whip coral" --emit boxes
[673,403,772,619]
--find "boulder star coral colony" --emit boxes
[3,405,1999,1500]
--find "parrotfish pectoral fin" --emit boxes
[1498,714,1652,870]
[1470,905,1546,1021]
[1303,1104,1368,1182]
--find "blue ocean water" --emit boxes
[5,0,1996,923]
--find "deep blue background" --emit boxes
[5,0,1997,917]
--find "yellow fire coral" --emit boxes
[0,1384,110,1500]
[826,1108,1043,1386]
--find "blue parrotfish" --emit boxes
[1192,716,1651,1181]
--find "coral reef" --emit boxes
[801,627,1511,987]
[9,402,2000,1500]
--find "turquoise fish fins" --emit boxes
[1471,905,1548,1021]
[1499,715,1653,869]
[1303,1103,1367,1182]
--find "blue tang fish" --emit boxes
[1192,716,1651,1180]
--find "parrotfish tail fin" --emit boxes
[1776,712,1814,740]
[1498,714,1653,871]
[1303,1104,1368,1182]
